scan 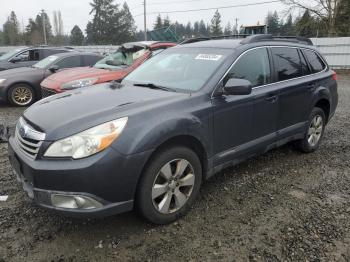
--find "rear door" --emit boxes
[270,46,313,139]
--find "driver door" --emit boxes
[212,47,277,167]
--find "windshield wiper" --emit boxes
[133,83,176,92]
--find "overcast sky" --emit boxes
[0,0,286,35]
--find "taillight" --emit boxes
[332,72,337,81]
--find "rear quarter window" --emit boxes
[271,47,303,81]
[302,49,326,73]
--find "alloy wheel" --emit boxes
[11,86,33,106]
[152,159,195,214]
[307,115,323,147]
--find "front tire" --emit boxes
[136,146,202,224]
[296,107,326,153]
[8,83,35,107]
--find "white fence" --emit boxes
[1,37,350,69]
[311,37,350,69]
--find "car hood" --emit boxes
[0,66,43,78]
[46,67,117,83]
[23,83,187,140]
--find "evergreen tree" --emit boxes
[281,14,294,35]
[210,10,223,36]
[266,11,280,35]
[154,14,163,29]
[34,11,53,43]
[199,20,208,36]
[336,0,350,36]
[295,10,316,37]
[163,16,171,28]
[224,22,232,35]
[3,11,21,45]
[115,2,136,43]
[70,25,84,45]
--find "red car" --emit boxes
[40,41,176,97]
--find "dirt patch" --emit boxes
[0,75,350,261]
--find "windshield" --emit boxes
[33,55,59,69]
[123,48,230,92]
[0,48,24,61]
[94,48,147,70]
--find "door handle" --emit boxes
[265,94,278,103]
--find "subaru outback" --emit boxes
[8,35,338,224]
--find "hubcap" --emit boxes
[152,159,195,214]
[308,115,323,147]
[12,86,32,106]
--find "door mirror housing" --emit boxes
[48,65,60,73]
[224,78,252,96]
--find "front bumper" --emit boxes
[8,136,152,218]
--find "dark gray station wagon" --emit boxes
[8,35,338,224]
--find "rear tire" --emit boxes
[296,107,326,153]
[7,83,35,107]
[136,146,202,224]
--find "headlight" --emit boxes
[61,78,98,90]
[44,117,128,159]
[0,79,6,85]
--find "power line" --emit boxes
[132,0,209,9]
[134,0,280,17]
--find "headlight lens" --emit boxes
[0,79,6,85]
[44,117,128,159]
[61,78,98,90]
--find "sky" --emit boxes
[0,0,286,35]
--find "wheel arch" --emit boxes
[314,98,330,123]
[134,134,209,199]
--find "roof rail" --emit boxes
[240,34,313,45]
[180,34,251,45]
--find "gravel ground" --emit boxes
[0,75,349,261]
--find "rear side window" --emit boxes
[56,56,81,69]
[303,49,326,73]
[271,47,303,81]
[225,48,271,87]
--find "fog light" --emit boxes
[51,194,103,210]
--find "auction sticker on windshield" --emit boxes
[195,54,223,61]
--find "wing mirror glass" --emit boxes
[224,78,252,96]
[48,65,60,72]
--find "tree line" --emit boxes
[0,0,349,46]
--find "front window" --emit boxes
[33,55,59,69]
[0,48,24,60]
[94,48,147,70]
[123,48,230,92]
[225,48,271,87]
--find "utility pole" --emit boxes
[235,18,239,35]
[143,0,147,41]
[41,9,47,45]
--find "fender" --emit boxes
[309,85,331,114]
[113,113,210,156]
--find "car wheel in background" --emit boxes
[136,146,202,224]
[296,107,326,153]
[8,83,35,107]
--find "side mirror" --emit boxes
[224,78,252,96]
[48,65,60,73]
[10,57,21,63]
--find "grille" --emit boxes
[41,87,57,98]
[15,118,45,159]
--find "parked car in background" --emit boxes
[40,41,176,97]
[8,35,338,224]
[0,46,73,72]
[0,52,103,106]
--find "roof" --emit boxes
[179,34,313,49]
[48,52,102,58]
